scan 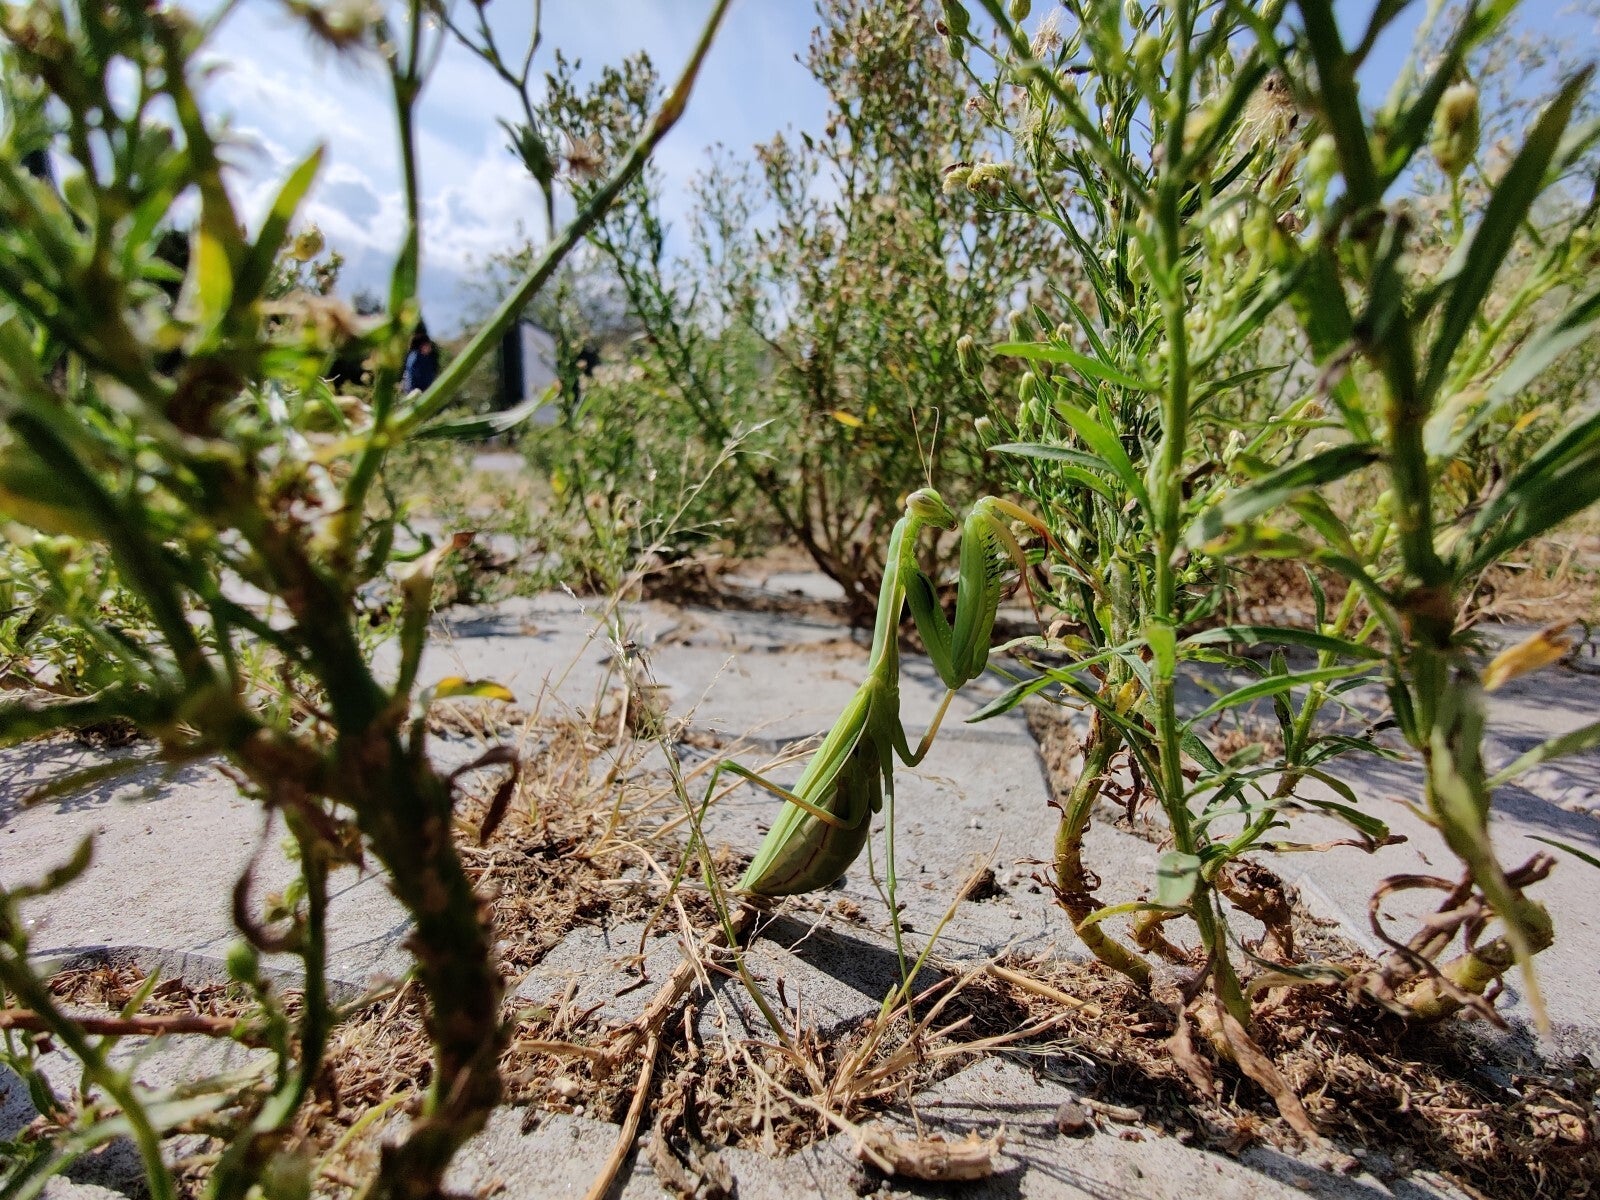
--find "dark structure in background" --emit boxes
[498,318,569,425]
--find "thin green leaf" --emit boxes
[1182,624,1384,661]
[1050,400,1153,514]
[990,443,1120,503]
[1466,406,1600,572]
[1420,68,1594,403]
[1438,282,1600,456]
[1527,834,1600,872]
[1189,444,1381,548]
[237,147,324,303]
[1186,662,1372,726]
[413,391,552,441]
[991,340,1160,392]
[1487,718,1600,788]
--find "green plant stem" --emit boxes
[1053,708,1150,987]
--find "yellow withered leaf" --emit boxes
[830,409,864,428]
[1483,622,1573,691]
[1511,406,1547,434]
[432,677,516,703]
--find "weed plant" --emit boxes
[944,0,1600,1091]
[0,2,728,1196]
[511,0,1069,617]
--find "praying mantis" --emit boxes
[722,488,1047,897]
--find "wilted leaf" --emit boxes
[1482,622,1573,691]
[432,677,516,703]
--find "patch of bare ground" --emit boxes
[29,695,1600,1200]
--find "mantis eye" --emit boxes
[907,488,957,527]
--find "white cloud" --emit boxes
[182,0,828,331]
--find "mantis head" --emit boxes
[906,488,958,530]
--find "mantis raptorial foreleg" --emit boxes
[718,489,1042,899]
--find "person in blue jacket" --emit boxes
[402,326,440,393]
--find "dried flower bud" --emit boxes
[290,226,325,261]
[956,334,978,375]
[942,162,974,195]
[966,161,1009,198]
[1030,11,1062,57]
[1431,80,1479,179]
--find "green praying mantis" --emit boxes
[717,488,1047,897]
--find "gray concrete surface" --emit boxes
[2,586,1596,1198]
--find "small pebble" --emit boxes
[1055,1100,1093,1137]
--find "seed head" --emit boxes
[1030,11,1063,58]
[1431,80,1479,179]
[966,161,1009,198]
[942,162,974,195]
[291,226,325,262]
[288,0,380,53]
[1242,71,1299,144]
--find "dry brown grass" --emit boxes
[27,584,1600,1200]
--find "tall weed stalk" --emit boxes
[0,3,727,1196]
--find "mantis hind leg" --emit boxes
[702,757,855,829]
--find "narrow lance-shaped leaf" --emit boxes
[236,147,325,304]
[1465,406,1600,573]
[1189,444,1381,548]
[1050,399,1154,515]
[1488,718,1600,788]
[1185,662,1374,727]
[991,340,1160,392]
[1434,282,1600,457]
[1182,624,1384,661]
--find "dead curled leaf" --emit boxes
[854,1125,1005,1182]
[1215,1002,1321,1146]
[1483,620,1574,691]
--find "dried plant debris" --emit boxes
[854,1123,1004,1182]
[45,943,1597,1199]
[980,956,1599,1200]
[30,702,1599,1200]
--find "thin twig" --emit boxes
[984,964,1103,1018]
[0,1007,259,1043]
[583,1029,660,1200]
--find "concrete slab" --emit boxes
[0,741,412,989]
[647,604,1037,747]
[693,732,1069,964]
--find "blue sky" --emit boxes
[194,2,1595,333]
